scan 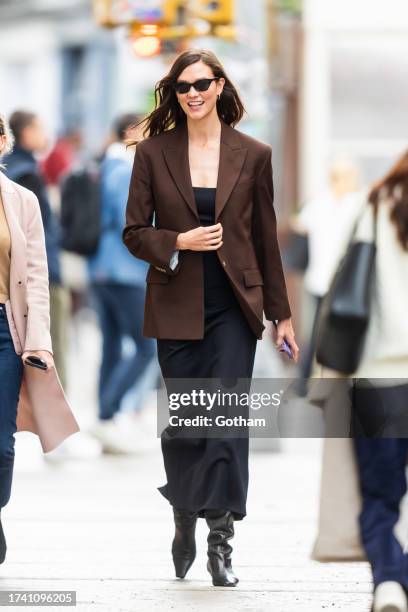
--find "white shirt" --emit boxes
[298,190,364,297]
[354,199,408,378]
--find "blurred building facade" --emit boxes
[0,2,273,150]
[0,0,115,153]
[1,0,408,213]
[300,0,408,200]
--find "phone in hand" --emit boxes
[272,321,294,360]
[24,356,48,371]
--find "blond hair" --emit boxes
[0,113,14,159]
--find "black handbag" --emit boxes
[315,205,378,375]
[282,231,309,272]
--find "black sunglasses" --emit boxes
[173,78,219,95]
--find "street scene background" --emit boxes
[1,0,408,610]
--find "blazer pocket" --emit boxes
[243,268,264,287]
[146,267,170,284]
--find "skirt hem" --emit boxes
[157,485,246,521]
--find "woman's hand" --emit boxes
[176,224,223,251]
[22,350,55,370]
[274,318,300,363]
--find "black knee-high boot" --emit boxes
[171,508,198,579]
[205,509,239,587]
[0,510,6,564]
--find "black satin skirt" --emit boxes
[157,269,257,520]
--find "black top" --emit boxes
[193,187,234,297]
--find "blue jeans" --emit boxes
[355,437,408,589]
[91,283,156,420]
[0,304,23,508]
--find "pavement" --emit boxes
[0,310,373,611]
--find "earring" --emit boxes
[217,94,221,101]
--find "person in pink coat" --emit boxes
[0,113,79,564]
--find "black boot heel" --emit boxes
[173,555,195,579]
[171,508,198,579]
[205,509,239,587]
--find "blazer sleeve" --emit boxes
[123,143,180,275]
[24,191,53,353]
[252,146,291,322]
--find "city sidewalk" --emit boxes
[1,437,372,612]
[0,313,373,611]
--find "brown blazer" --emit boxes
[123,120,291,340]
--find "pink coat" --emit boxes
[0,171,80,452]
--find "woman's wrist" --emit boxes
[175,233,186,250]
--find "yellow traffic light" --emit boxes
[93,0,236,42]
[163,0,189,26]
[93,0,189,27]
[195,0,234,25]
[93,0,115,27]
[129,22,161,57]
[132,35,161,57]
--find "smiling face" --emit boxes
[175,60,225,123]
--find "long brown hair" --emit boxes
[139,49,245,139]
[368,150,408,251]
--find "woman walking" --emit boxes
[123,49,298,586]
[312,150,408,612]
[352,151,408,612]
[0,114,79,563]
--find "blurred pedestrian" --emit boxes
[312,151,408,612]
[2,111,70,389]
[123,49,298,587]
[42,128,85,345]
[41,128,82,188]
[88,113,156,454]
[0,113,79,564]
[295,158,360,395]
[41,126,83,217]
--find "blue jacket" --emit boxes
[3,147,61,285]
[88,143,148,287]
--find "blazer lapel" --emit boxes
[162,123,199,220]
[215,123,247,221]
[162,121,247,222]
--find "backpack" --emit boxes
[60,165,101,256]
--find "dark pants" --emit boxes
[92,283,156,421]
[0,305,23,508]
[355,437,408,589]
